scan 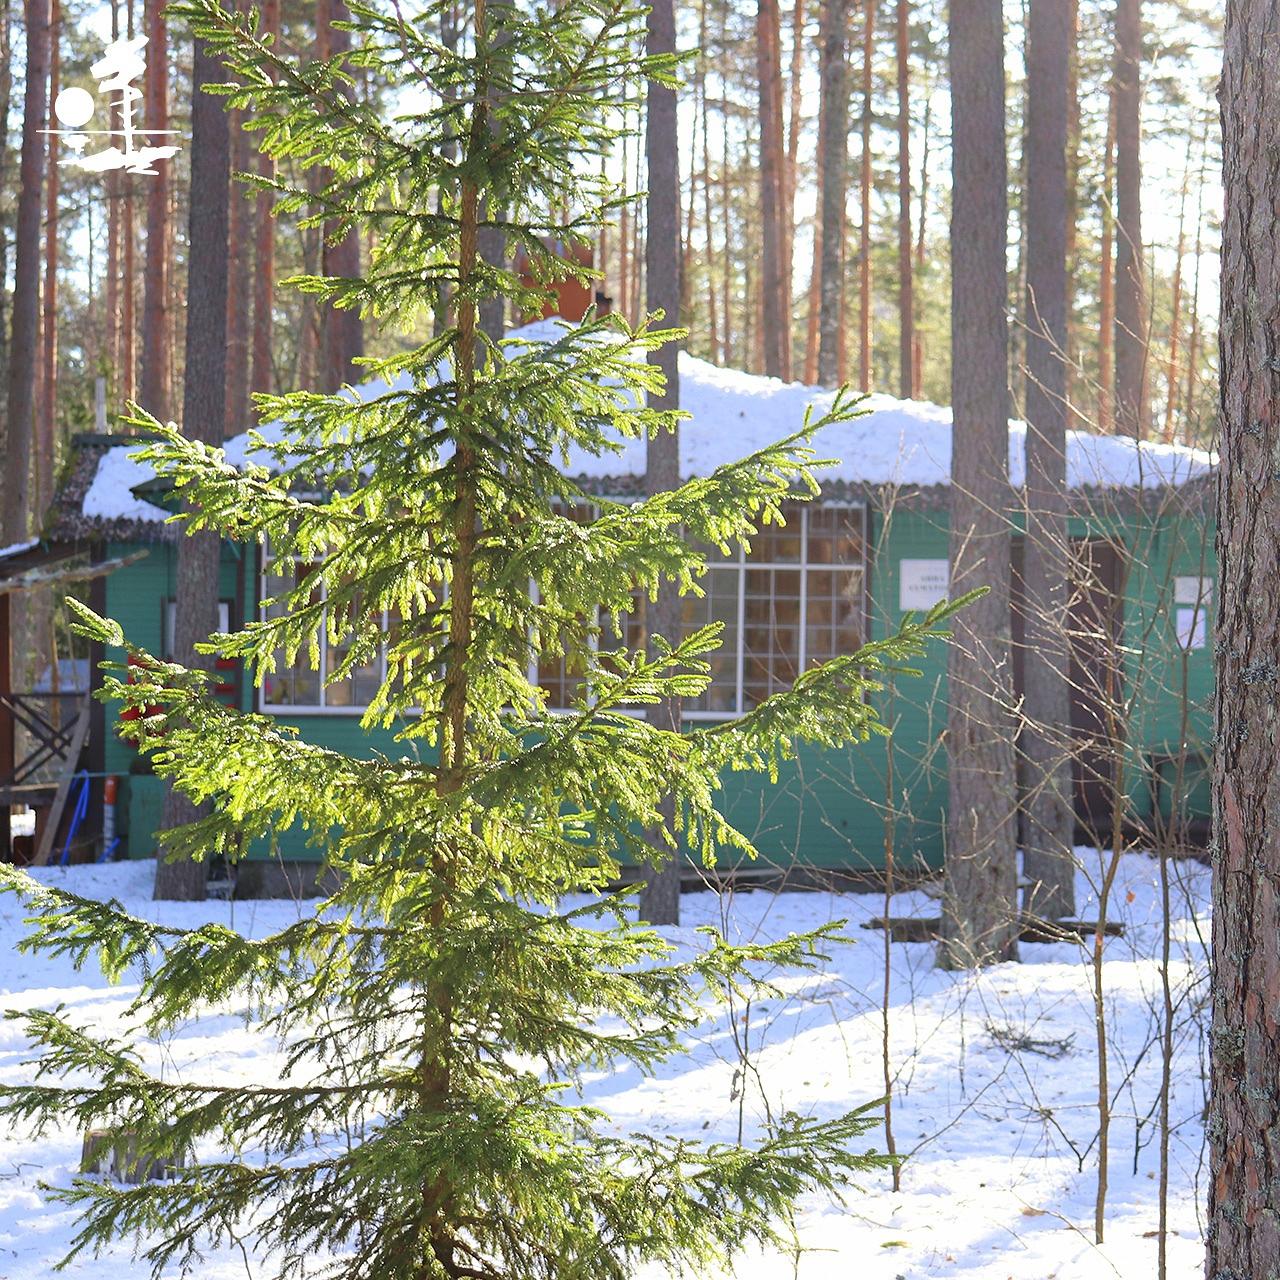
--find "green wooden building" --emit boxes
[9,339,1216,882]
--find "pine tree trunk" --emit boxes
[1112,0,1146,439]
[894,0,912,399]
[630,125,643,324]
[249,0,279,397]
[640,0,682,927]
[618,129,630,322]
[784,0,804,306]
[2,0,50,545]
[1098,90,1115,432]
[719,85,733,363]
[912,83,930,398]
[122,0,137,403]
[122,169,136,403]
[857,0,875,392]
[1210,9,1280,1272]
[105,0,120,390]
[756,0,790,379]
[700,0,719,361]
[0,0,14,405]
[154,35,231,902]
[1020,0,1075,922]
[318,0,364,389]
[599,152,610,314]
[1182,130,1207,443]
[938,0,1017,971]
[836,217,848,381]
[140,0,171,420]
[225,27,252,436]
[1161,149,1190,444]
[38,0,58,514]
[803,87,823,384]
[816,0,847,386]
[681,61,699,329]
[1063,0,1080,411]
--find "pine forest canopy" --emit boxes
[0,0,968,1275]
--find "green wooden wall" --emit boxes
[104,500,1216,874]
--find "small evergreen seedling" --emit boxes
[0,2,967,1276]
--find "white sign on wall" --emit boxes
[899,558,950,612]
[1174,575,1212,605]
[1176,607,1207,651]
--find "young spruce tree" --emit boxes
[0,2,963,1275]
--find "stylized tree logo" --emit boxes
[46,36,179,175]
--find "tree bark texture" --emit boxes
[38,0,58,515]
[1209,5,1280,1272]
[0,0,14,407]
[755,0,790,380]
[895,0,913,399]
[912,85,931,398]
[1112,0,1146,438]
[857,0,876,392]
[2,0,51,545]
[105,0,120,391]
[155,36,230,902]
[318,0,364,390]
[225,48,252,436]
[140,0,171,420]
[816,0,847,387]
[803,71,824,384]
[1097,91,1115,432]
[784,0,804,298]
[1063,0,1081,407]
[1019,0,1075,921]
[1162,148,1191,443]
[122,168,136,405]
[250,0,280,398]
[122,0,138,405]
[938,0,1018,970]
[1183,138,1207,443]
[640,0,683,927]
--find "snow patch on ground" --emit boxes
[0,852,1210,1278]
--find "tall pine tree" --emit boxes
[0,1,960,1273]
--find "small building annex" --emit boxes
[10,330,1217,881]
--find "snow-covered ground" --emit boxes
[0,852,1210,1278]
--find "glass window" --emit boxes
[539,502,867,717]
[260,544,387,713]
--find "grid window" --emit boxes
[543,502,867,717]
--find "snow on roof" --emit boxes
[0,538,39,561]
[78,322,1214,524]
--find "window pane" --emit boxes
[807,506,865,565]
[537,615,596,710]
[264,663,321,707]
[806,568,865,666]
[743,566,801,707]
[747,504,803,564]
[262,560,323,707]
[683,565,740,713]
[326,642,382,707]
[324,588,383,710]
